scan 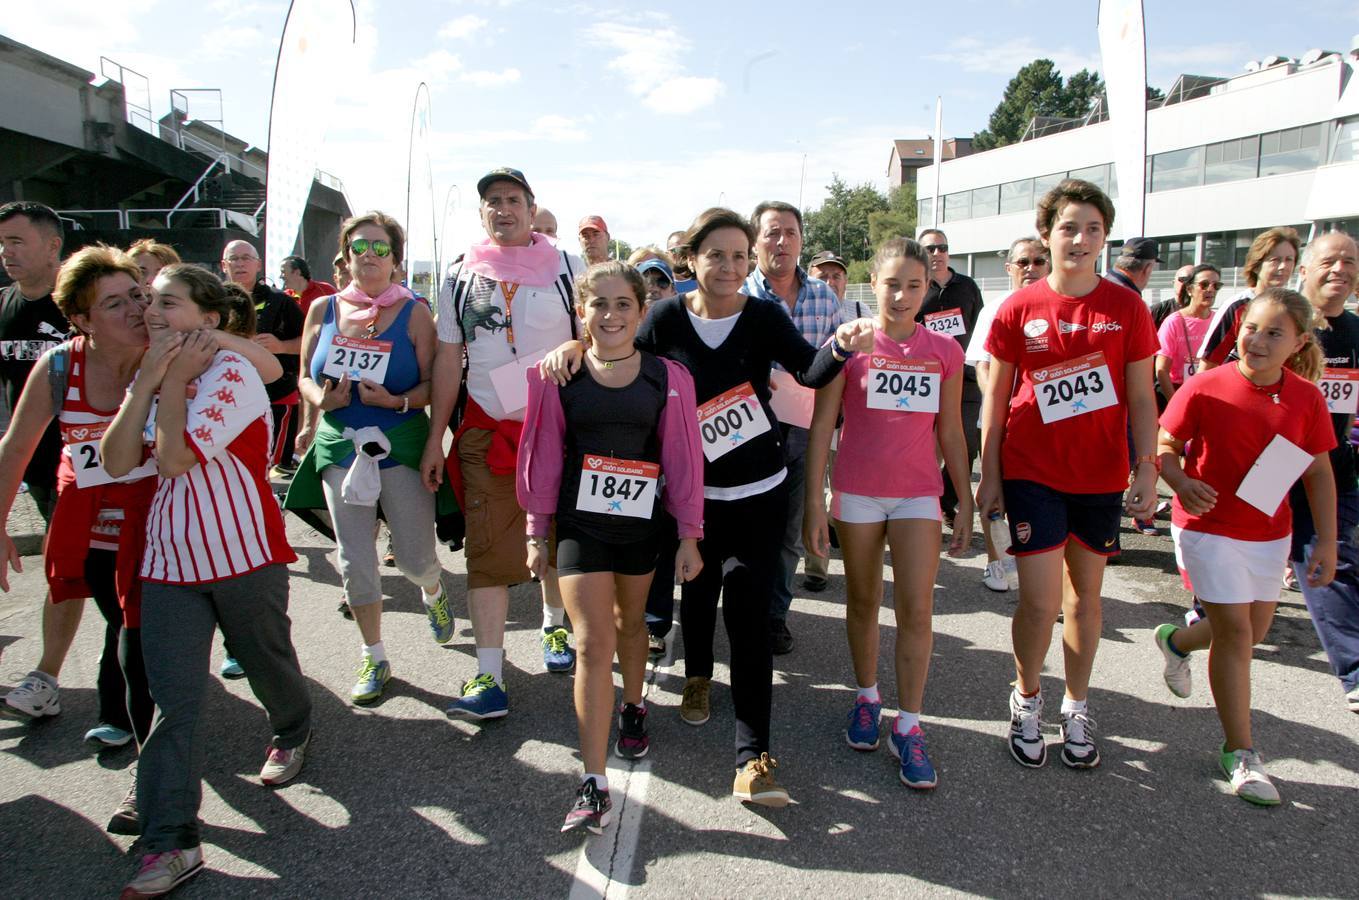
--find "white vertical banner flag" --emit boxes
[1098,0,1148,239]
[264,0,356,279]
[931,96,943,230]
[405,82,436,295]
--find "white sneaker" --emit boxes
[982,560,1009,592]
[4,671,60,718]
[1154,624,1192,698]
[1059,709,1100,768]
[1220,747,1280,806]
[1007,689,1046,767]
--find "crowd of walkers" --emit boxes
[0,170,1356,896]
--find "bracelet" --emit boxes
[399,394,410,414]
[1133,454,1161,473]
[830,341,850,362]
[527,536,547,547]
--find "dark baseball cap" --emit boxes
[1121,237,1163,263]
[636,258,674,284]
[808,249,848,272]
[477,167,533,199]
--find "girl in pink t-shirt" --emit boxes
[1155,263,1219,404]
[804,237,970,791]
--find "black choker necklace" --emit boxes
[590,348,638,370]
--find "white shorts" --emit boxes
[831,491,940,525]
[1171,525,1290,605]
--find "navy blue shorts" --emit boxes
[1003,479,1123,557]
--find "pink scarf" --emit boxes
[338,282,413,323]
[463,234,560,287]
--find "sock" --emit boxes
[477,647,505,684]
[584,773,609,792]
[856,683,880,703]
[422,582,443,605]
[895,711,920,735]
[543,604,565,631]
[30,670,58,688]
[362,641,387,664]
[1061,696,1088,716]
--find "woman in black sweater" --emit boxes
[550,208,873,805]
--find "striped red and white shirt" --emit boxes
[141,350,296,584]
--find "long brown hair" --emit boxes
[1249,287,1324,382]
[157,264,257,336]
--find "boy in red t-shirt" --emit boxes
[979,179,1160,771]
[1154,289,1336,806]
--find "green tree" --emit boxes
[802,175,888,265]
[973,59,1106,150]
[868,183,917,247]
[610,239,634,261]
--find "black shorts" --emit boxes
[1003,479,1122,557]
[555,521,660,577]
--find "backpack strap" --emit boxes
[555,251,579,341]
[48,340,72,414]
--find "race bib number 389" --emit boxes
[1032,352,1117,424]
[322,335,393,382]
[866,357,941,413]
[696,382,771,462]
[575,455,659,519]
[1320,368,1359,415]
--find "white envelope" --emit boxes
[488,348,549,416]
[768,368,814,429]
[1236,434,1314,515]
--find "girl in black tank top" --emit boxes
[518,262,704,835]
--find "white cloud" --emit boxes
[459,68,521,87]
[438,14,489,40]
[583,21,725,116]
[411,49,465,81]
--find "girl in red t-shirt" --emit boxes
[1154,288,1336,806]
[804,237,971,790]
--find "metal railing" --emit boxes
[55,207,239,230]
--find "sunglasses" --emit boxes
[1011,257,1049,268]
[1176,276,1190,282]
[1195,281,1222,290]
[924,244,949,254]
[350,238,392,258]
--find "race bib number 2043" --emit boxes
[1031,352,1117,424]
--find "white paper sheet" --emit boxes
[1236,434,1314,515]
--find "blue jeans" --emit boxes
[1292,484,1359,692]
[772,425,808,623]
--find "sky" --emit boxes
[4,0,1358,262]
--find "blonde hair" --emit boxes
[53,243,142,322]
[1249,287,1324,382]
[127,238,182,267]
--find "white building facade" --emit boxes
[913,50,1359,292]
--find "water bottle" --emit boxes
[987,512,1018,589]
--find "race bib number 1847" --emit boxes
[574,455,659,519]
[1032,352,1117,424]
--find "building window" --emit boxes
[1329,117,1359,164]
[1069,163,1110,193]
[970,185,999,218]
[1204,135,1259,185]
[1259,123,1324,176]
[1150,146,1203,192]
[1000,178,1033,214]
[1159,235,1197,269]
[944,191,971,223]
[1032,172,1066,199]
[918,197,933,225]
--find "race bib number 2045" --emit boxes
[1032,352,1117,424]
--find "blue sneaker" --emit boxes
[350,657,391,705]
[220,656,245,679]
[845,696,882,751]
[889,722,938,789]
[446,673,509,719]
[84,723,134,747]
[542,627,576,673]
[424,585,455,644]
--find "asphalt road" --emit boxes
[1,508,1356,899]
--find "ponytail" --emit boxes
[220,282,259,337]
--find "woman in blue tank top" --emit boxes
[288,211,452,706]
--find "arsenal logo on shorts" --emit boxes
[1016,522,1032,544]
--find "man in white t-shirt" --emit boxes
[421,167,585,719]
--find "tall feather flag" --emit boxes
[406,82,437,296]
[264,0,357,279]
[1098,0,1149,239]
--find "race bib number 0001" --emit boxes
[696,382,771,462]
[575,455,659,519]
[1320,368,1359,415]
[322,335,393,383]
[866,357,941,413]
[924,309,965,337]
[1032,352,1117,424]
[64,422,156,489]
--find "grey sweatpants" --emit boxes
[320,463,442,607]
[137,564,311,851]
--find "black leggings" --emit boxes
[86,549,154,744]
[681,482,786,768]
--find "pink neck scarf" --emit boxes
[463,234,560,287]
[338,282,412,323]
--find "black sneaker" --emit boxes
[1060,710,1101,769]
[561,777,612,835]
[770,620,793,655]
[614,703,650,759]
[107,769,139,835]
[801,574,828,593]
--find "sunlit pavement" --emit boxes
[2,511,1355,898]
